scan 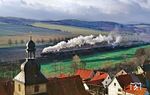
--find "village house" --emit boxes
[75,69,95,81]
[47,75,91,95]
[124,84,149,95]
[108,74,149,95]
[75,69,112,95]
[86,71,111,87]
[136,66,144,74]
[108,77,122,95]
[86,71,111,95]
[115,69,127,77]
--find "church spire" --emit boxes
[26,36,36,59]
[13,35,48,95]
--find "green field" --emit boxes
[41,45,150,77]
[32,23,107,35]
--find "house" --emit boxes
[75,69,94,81]
[108,74,140,95]
[115,69,127,77]
[124,84,149,95]
[85,72,111,95]
[108,77,123,95]
[57,74,69,78]
[136,66,144,74]
[135,74,146,87]
[47,75,90,95]
[108,74,147,95]
[87,72,111,88]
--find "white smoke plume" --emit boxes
[42,33,122,53]
[42,31,150,53]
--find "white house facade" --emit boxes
[108,78,123,95]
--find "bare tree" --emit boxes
[15,40,18,45]
[72,54,81,65]
[53,38,58,43]
[20,39,25,44]
[8,38,12,46]
[41,38,45,44]
[71,54,82,72]
[36,39,40,44]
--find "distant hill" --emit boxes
[0,17,150,35]
[0,17,70,36]
[0,17,37,25]
[41,19,150,33]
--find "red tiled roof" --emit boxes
[86,72,108,85]
[58,74,68,78]
[124,85,147,95]
[75,69,94,80]
[91,72,108,81]
[86,79,103,85]
[47,75,90,95]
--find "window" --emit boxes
[118,88,121,92]
[105,81,107,84]
[34,85,39,92]
[114,83,116,86]
[18,84,21,92]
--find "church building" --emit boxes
[13,37,48,95]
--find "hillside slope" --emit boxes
[42,19,150,33]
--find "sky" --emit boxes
[0,0,150,23]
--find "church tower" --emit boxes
[13,37,48,95]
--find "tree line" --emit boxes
[7,37,71,46]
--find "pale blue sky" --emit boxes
[0,0,150,23]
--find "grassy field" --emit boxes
[0,22,108,47]
[0,44,150,78]
[0,22,73,46]
[41,45,150,77]
[32,23,107,35]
